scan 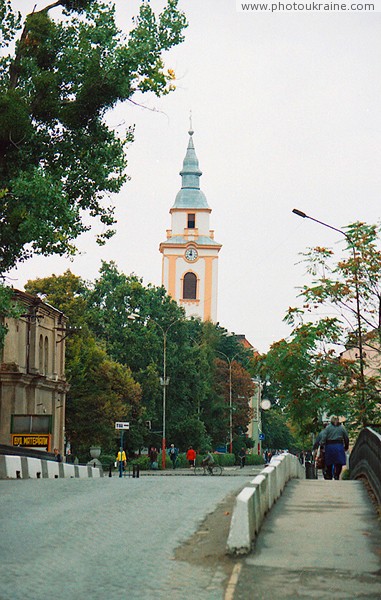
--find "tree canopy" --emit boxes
[254,221,381,438]
[0,0,187,272]
[25,263,256,456]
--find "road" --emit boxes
[0,471,256,600]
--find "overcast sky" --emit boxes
[7,1,381,352]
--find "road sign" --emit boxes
[259,433,265,441]
[115,422,130,430]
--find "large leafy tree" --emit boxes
[26,263,256,453]
[253,319,355,442]
[0,0,187,272]
[25,270,144,456]
[255,221,381,438]
[296,221,381,426]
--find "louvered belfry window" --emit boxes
[187,213,195,228]
[183,272,197,299]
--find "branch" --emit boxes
[8,1,62,90]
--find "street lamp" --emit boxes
[152,319,180,470]
[292,208,366,423]
[215,351,240,454]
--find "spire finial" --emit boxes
[188,110,194,136]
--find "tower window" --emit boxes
[183,272,197,299]
[187,213,196,229]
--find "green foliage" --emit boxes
[246,454,265,466]
[0,1,187,272]
[24,262,256,458]
[255,221,381,437]
[254,320,354,438]
[261,409,295,450]
[129,455,150,470]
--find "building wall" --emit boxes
[0,291,69,453]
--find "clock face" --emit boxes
[185,248,198,262]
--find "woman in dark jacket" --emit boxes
[320,416,349,480]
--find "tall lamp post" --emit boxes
[215,351,240,454]
[292,208,366,423]
[153,320,180,470]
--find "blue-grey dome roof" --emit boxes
[172,130,210,210]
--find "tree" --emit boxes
[253,319,356,441]
[253,221,381,441]
[294,221,381,426]
[0,0,187,272]
[25,271,144,456]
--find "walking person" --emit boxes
[149,446,158,470]
[116,448,127,474]
[313,421,330,479]
[168,444,178,469]
[320,416,349,480]
[186,446,196,468]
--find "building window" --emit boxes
[187,213,195,229]
[12,415,51,433]
[44,336,49,375]
[39,335,43,373]
[183,272,197,299]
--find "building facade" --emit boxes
[159,128,222,322]
[0,290,69,453]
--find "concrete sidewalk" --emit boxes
[232,479,381,599]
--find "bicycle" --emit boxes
[194,463,223,476]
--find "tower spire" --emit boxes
[189,109,194,136]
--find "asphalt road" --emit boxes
[0,473,255,600]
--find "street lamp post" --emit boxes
[154,320,179,470]
[292,208,366,423]
[215,351,240,454]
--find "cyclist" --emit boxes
[201,450,215,474]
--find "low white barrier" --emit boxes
[226,454,304,555]
[0,454,103,479]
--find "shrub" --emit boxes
[129,455,150,470]
[100,453,117,470]
[246,454,265,466]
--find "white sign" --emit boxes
[115,422,130,430]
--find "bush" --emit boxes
[100,453,117,470]
[129,455,150,470]
[196,452,235,467]
[246,454,265,466]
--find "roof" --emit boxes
[172,129,210,210]
[162,235,221,247]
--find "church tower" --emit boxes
[159,127,222,322]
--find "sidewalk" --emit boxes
[231,479,381,599]
[113,465,264,477]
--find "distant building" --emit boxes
[0,290,69,453]
[160,127,222,322]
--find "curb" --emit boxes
[0,454,103,479]
[226,454,305,555]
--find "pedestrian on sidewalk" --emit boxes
[320,415,349,480]
[116,448,127,472]
[149,446,158,469]
[313,421,330,479]
[168,444,178,469]
[54,448,62,463]
[186,446,196,467]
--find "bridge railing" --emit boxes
[349,426,381,504]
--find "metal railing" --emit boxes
[349,427,381,504]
